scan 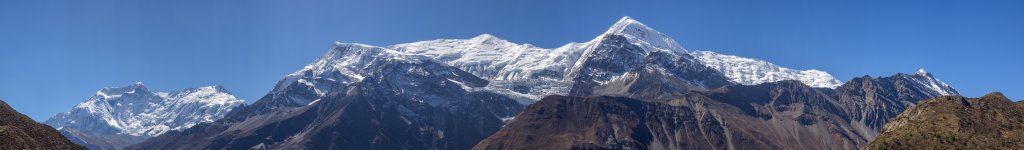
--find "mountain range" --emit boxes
[43,83,245,150]
[0,16,969,150]
[123,16,958,150]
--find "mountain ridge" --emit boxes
[129,16,962,150]
[0,99,86,150]
[44,83,245,150]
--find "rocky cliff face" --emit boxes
[565,34,731,99]
[477,81,868,150]
[834,73,960,138]
[866,92,1024,149]
[476,72,956,150]
[0,99,86,150]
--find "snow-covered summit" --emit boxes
[905,69,958,96]
[691,51,844,89]
[45,83,245,138]
[915,69,928,76]
[600,16,687,54]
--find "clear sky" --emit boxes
[2,0,1022,121]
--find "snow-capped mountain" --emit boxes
[389,16,723,101]
[692,51,844,88]
[130,16,966,150]
[266,16,706,104]
[44,82,244,150]
[268,43,388,106]
[600,16,688,54]
[908,69,958,96]
[388,34,584,101]
[131,41,526,150]
[260,16,942,103]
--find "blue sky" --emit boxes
[1,0,1022,121]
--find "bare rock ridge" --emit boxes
[0,99,86,150]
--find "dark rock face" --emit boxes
[478,81,865,150]
[129,58,523,150]
[866,92,1024,149]
[567,34,732,99]
[476,74,955,150]
[834,73,959,136]
[474,95,728,150]
[0,99,86,150]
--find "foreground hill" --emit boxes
[866,92,1024,149]
[0,99,86,149]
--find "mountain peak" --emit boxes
[900,69,959,96]
[468,33,511,45]
[98,82,150,97]
[916,69,928,76]
[471,34,500,41]
[603,16,647,36]
[610,16,640,29]
[982,92,1008,100]
[598,16,686,53]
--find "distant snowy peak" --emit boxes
[45,83,245,137]
[600,16,687,54]
[691,51,844,89]
[904,69,958,96]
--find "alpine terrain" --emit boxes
[0,99,86,150]
[44,82,245,150]
[866,92,1024,149]
[129,16,961,150]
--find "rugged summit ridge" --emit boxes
[44,83,244,150]
[602,16,687,53]
[906,69,958,96]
